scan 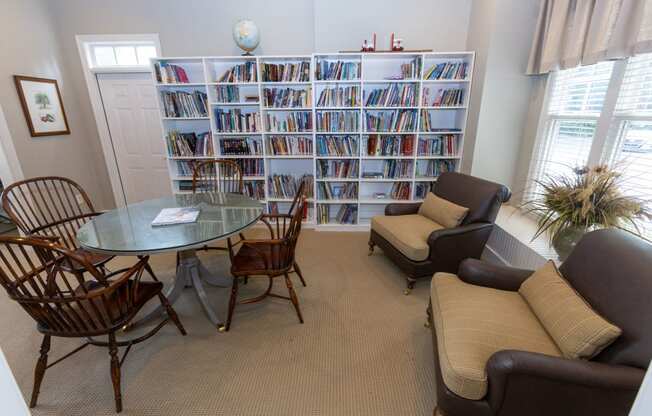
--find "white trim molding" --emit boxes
[0,104,24,185]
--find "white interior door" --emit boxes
[97,72,171,205]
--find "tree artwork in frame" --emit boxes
[13,75,70,137]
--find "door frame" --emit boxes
[0,103,24,186]
[75,34,161,208]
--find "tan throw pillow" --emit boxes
[519,261,621,359]
[418,193,468,228]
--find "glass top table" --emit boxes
[77,192,264,330]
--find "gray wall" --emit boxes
[466,0,540,193]
[0,0,113,207]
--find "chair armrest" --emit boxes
[487,350,644,416]
[427,223,494,271]
[384,203,421,216]
[457,258,534,291]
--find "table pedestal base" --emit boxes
[132,249,230,331]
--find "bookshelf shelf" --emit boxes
[152,51,474,229]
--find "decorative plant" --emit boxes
[522,164,651,244]
[34,92,51,109]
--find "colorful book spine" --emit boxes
[316,86,360,107]
[166,131,213,157]
[365,110,417,132]
[217,62,257,82]
[214,109,260,133]
[315,60,361,80]
[316,111,359,132]
[261,62,311,82]
[266,136,313,155]
[418,135,458,156]
[220,137,263,155]
[265,112,312,132]
[365,134,414,156]
[263,87,311,108]
[316,135,359,156]
[365,84,417,107]
[161,91,208,118]
[423,62,468,80]
[316,160,359,178]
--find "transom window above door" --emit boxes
[85,41,158,69]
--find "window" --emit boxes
[528,53,652,238]
[529,62,614,185]
[86,42,157,68]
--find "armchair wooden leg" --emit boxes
[403,279,416,295]
[284,272,304,324]
[225,277,239,331]
[293,261,307,287]
[29,335,50,408]
[434,406,445,416]
[158,293,187,335]
[368,240,375,255]
[108,332,122,413]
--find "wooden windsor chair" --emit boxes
[0,236,186,413]
[191,160,245,253]
[1,176,115,273]
[225,195,307,331]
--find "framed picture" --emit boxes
[13,75,70,137]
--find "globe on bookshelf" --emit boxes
[232,19,260,56]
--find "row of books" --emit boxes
[415,182,435,199]
[423,88,464,107]
[316,135,358,156]
[365,110,417,132]
[365,135,414,157]
[228,158,265,176]
[417,160,456,177]
[263,87,311,108]
[317,160,359,178]
[423,62,468,80]
[317,204,357,225]
[261,62,310,82]
[161,91,208,118]
[243,181,265,200]
[418,135,458,156]
[397,57,421,80]
[214,85,246,103]
[175,161,195,176]
[166,131,213,157]
[363,160,413,179]
[365,84,417,107]
[420,112,461,132]
[267,174,314,198]
[220,137,263,155]
[315,60,361,80]
[218,62,257,82]
[267,136,313,155]
[317,183,358,200]
[316,86,360,107]
[214,109,260,133]
[390,182,411,200]
[155,62,190,84]
[316,111,359,132]
[265,112,312,132]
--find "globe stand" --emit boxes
[241,51,254,56]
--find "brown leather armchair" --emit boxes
[368,172,511,293]
[428,229,651,416]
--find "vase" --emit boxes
[552,226,587,262]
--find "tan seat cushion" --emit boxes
[430,273,561,400]
[418,193,469,228]
[371,214,444,261]
[519,261,622,360]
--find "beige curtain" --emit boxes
[527,0,652,74]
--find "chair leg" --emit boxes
[284,272,304,324]
[293,261,307,287]
[29,335,51,408]
[368,240,375,255]
[404,279,416,295]
[158,293,187,335]
[144,261,159,281]
[108,332,122,413]
[225,277,239,331]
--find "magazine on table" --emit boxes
[151,207,200,227]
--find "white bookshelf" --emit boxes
[152,51,474,229]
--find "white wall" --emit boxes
[0,0,114,208]
[466,0,540,192]
[314,0,472,52]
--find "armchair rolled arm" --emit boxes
[384,203,421,216]
[426,222,494,271]
[457,258,533,291]
[487,350,644,416]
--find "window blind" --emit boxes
[547,61,614,116]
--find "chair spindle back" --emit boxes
[1,177,97,250]
[192,160,244,194]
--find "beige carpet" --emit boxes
[0,230,437,415]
